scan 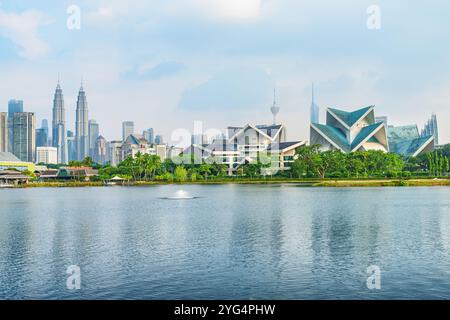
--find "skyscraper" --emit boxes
[421,113,439,146]
[41,119,49,145]
[0,112,8,152]
[107,140,123,166]
[143,128,154,144]
[75,82,89,160]
[94,135,107,164]
[310,83,320,124]
[12,112,36,162]
[7,99,23,152]
[88,119,99,158]
[154,135,163,145]
[122,121,134,141]
[8,99,23,118]
[375,116,388,127]
[67,130,75,161]
[36,128,48,147]
[52,80,68,164]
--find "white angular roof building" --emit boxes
[183,124,307,175]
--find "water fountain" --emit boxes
[162,190,196,200]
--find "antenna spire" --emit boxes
[270,87,280,125]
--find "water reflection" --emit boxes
[0,186,450,299]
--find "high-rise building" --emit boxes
[0,112,8,152]
[36,147,58,164]
[310,83,320,124]
[375,116,388,127]
[52,80,68,164]
[122,121,134,141]
[94,135,107,164]
[154,134,163,145]
[75,82,89,160]
[143,128,154,144]
[12,112,36,162]
[107,140,123,166]
[67,130,75,161]
[7,99,23,152]
[41,119,49,145]
[421,113,439,145]
[8,100,23,118]
[36,119,49,147]
[36,128,48,147]
[88,119,99,158]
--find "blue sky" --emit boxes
[0,0,449,143]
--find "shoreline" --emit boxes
[4,178,450,189]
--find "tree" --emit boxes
[199,163,212,181]
[243,163,261,178]
[174,166,188,182]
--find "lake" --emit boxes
[1,185,450,299]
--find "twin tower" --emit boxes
[52,80,89,164]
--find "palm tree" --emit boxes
[199,163,212,181]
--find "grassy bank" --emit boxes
[313,179,450,187]
[11,178,450,188]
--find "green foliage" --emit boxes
[174,166,188,182]
[291,145,404,179]
[69,156,94,168]
[92,143,450,182]
[426,151,449,176]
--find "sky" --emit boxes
[0,0,449,144]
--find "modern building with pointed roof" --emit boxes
[310,106,389,153]
[388,125,434,157]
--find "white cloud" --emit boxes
[199,0,262,20]
[163,0,263,22]
[0,9,51,60]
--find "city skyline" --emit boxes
[1,79,442,150]
[0,1,449,144]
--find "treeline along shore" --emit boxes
[4,144,450,188]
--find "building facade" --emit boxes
[12,112,36,162]
[143,128,154,144]
[67,130,75,162]
[421,113,439,146]
[0,152,35,172]
[36,128,48,147]
[122,121,134,141]
[0,112,7,152]
[154,135,163,145]
[94,135,107,164]
[36,146,58,164]
[107,140,123,166]
[75,84,89,160]
[7,99,23,153]
[388,125,434,157]
[88,119,99,158]
[183,124,306,175]
[52,81,68,164]
[121,134,167,161]
[310,84,320,124]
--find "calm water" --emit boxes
[1,185,450,300]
